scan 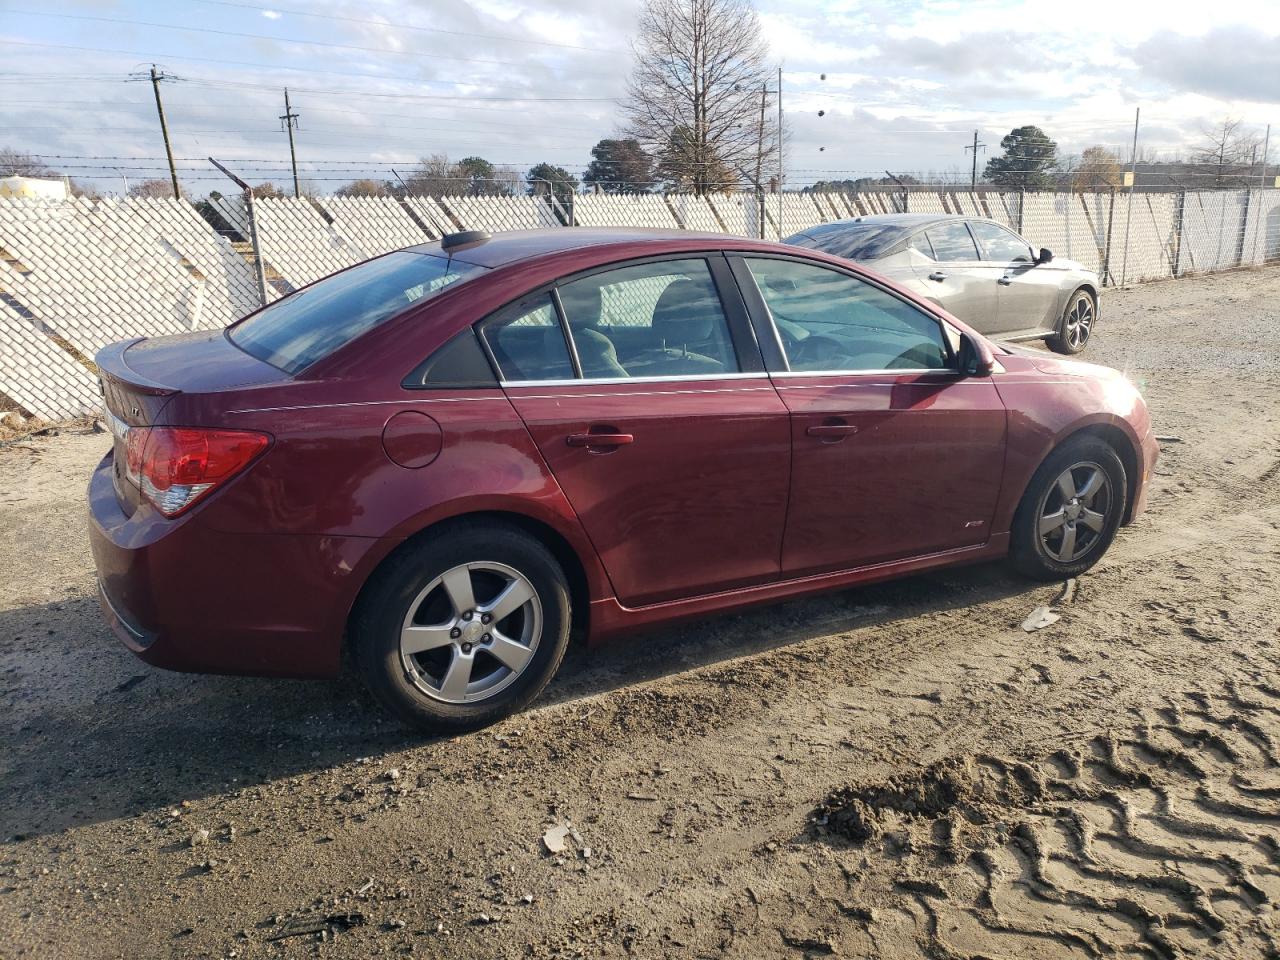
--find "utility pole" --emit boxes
[148,65,180,199]
[1260,124,1271,189]
[280,88,301,198]
[754,82,767,239]
[964,130,986,191]
[1120,106,1140,287]
[776,66,783,240]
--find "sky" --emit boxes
[2,0,1278,195]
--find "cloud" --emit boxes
[261,10,281,19]
[1132,27,1280,104]
[870,32,1056,81]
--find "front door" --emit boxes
[481,256,791,607]
[735,255,1007,576]
[968,220,1062,333]
[911,219,1002,331]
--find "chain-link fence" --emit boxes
[2,188,1278,419]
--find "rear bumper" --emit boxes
[87,450,378,679]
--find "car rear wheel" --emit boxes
[1048,289,1095,354]
[353,521,571,733]
[1009,436,1127,581]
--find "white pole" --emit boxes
[1120,106,1139,287]
[776,66,783,241]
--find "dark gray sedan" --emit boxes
[786,213,1099,354]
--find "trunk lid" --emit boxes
[96,331,287,514]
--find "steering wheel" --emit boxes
[789,334,845,368]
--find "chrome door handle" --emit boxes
[806,422,858,441]
[567,431,634,448]
[998,276,1013,285]
[928,271,948,282]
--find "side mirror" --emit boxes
[1036,247,1054,264]
[958,332,995,377]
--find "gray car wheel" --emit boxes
[1048,289,1096,355]
[353,521,571,733]
[1009,435,1127,581]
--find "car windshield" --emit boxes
[229,251,487,374]
[786,222,914,261]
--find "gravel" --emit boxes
[2,265,1279,958]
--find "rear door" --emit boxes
[484,255,792,608]
[910,220,1001,331]
[968,220,1061,333]
[731,254,1007,576]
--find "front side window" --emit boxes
[230,251,485,374]
[745,258,951,372]
[968,221,1034,263]
[925,221,980,262]
[480,294,575,382]
[557,259,740,378]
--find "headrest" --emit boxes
[651,278,718,343]
[558,282,603,329]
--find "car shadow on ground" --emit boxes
[0,561,1040,841]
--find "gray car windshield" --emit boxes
[230,251,487,374]
[786,223,914,261]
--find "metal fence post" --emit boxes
[209,157,268,306]
[1101,187,1117,288]
[1017,187,1025,234]
[1173,189,1186,277]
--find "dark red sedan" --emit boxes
[88,228,1157,731]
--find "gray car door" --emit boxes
[910,221,1000,332]
[968,221,1062,333]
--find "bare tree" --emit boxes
[1071,146,1123,192]
[336,178,392,198]
[0,148,55,178]
[129,178,184,199]
[622,0,777,194]
[1191,118,1262,188]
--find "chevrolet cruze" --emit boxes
[88,228,1156,731]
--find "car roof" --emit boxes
[407,227,739,269]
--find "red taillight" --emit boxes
[124,426,269,517]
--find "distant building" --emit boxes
[0,176,68,200]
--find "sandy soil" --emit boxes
[1,267,1279,960]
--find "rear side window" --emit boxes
[557,259,740,378]
[786,223,912,260]
[230,251,485,374]
[481,294,575,382]
[925,222,980,262]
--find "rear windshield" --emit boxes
[229,251,486,374]
[786,223,913,261]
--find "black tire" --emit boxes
[1008,436,1127,581]
[1047,288,1096,355]
[352,521,571,734]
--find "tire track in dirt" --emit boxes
[811,682,1280,959]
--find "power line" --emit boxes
[7,9,620,76]
[0,40,621,99]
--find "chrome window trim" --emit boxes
[770,367,960,379]
[499,371,766,388]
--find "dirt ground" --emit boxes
[2,266,1279,960]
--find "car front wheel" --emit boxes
[353,521,571,733]
[1009,436,1128,581]
[1048,289,1096,354]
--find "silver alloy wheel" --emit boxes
[398,560,542,704]
[1064,294,1094,350]
[1037,461,1113,564]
